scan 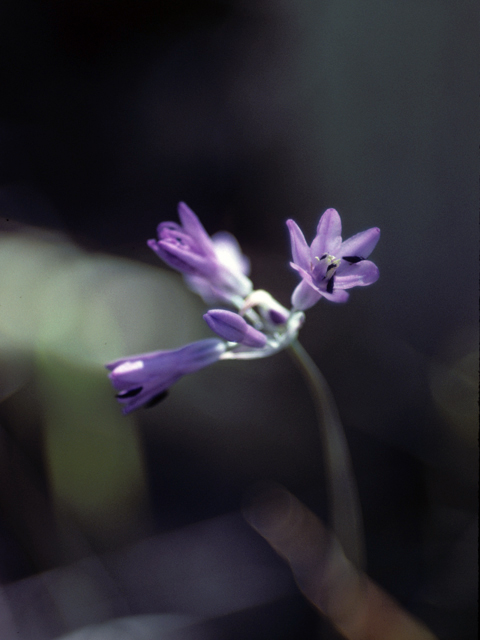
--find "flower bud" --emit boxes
[204,309,267,348]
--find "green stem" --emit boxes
[288,339,365,570]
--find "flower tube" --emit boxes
[106,339,226,414]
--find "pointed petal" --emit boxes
[204,309,251,343]
[155,240,216,277]
[319,288,350,303]
[212,231,250,276]
[286,220,311,270]
[156,221,183,238]
[311,209,342,257]
[289,261,311,279]
[338,227,380,260]
[239,324,268,348]
[334,260,379,289]
[184,274,225,304]
[291,279,323,310]
[204,310,266,348]
[177,202,216,257]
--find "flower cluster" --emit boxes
[107,203,380,413]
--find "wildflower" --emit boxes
[105,339,226,414]
[148,202,252,305]
[107,204,380,412]
[287,209,380,310]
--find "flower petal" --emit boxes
[106,360,145,386]
[212,231,250,276]
[221,311,305,360]
[177,202,216,257]
[204,309,266,348]
[154,240,217,277]
[318,288,350,303]
[286,220,311,271]
[150,204,253,304]
[289,261,313,281]
[338,227,380,260]
[291,279,323,311]
[334,260,379,289]
[311,209,342,257]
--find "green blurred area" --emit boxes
[0,228,208,549]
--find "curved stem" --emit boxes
[288,339,365,570]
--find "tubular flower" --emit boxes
[148,202,252,305]
[287,209,380,310]
[105,339,226,414]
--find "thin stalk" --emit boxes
[288,339,365,570]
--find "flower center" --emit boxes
[312,254,341,293]
[313,253,341,278]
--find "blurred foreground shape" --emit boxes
[245,484,438,640]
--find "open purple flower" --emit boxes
[287,209,380,310]
[106,339,226,414]
[148,202,252,305]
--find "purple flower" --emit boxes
[148,202,252,304]
[105,339,226,414]
[287,209,380,310]
[204,309,267,348]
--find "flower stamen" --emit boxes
[313,254,341,283]
[342,256,365,264]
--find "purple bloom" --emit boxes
[106,339,226,414]
[148,202,252,304]
[204,309,267,348]
[287,209,380,310]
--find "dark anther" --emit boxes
[269,309,286,325]
[116,387,143,399]
[144,390,169,408]
[320,253,328,260]
[342,256,364,264]
[327,277,335,294]
[326,263,336,272]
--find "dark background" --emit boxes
[0,1,477,639]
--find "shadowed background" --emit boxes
[0,1,477,639]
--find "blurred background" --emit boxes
[0,1,477,639]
